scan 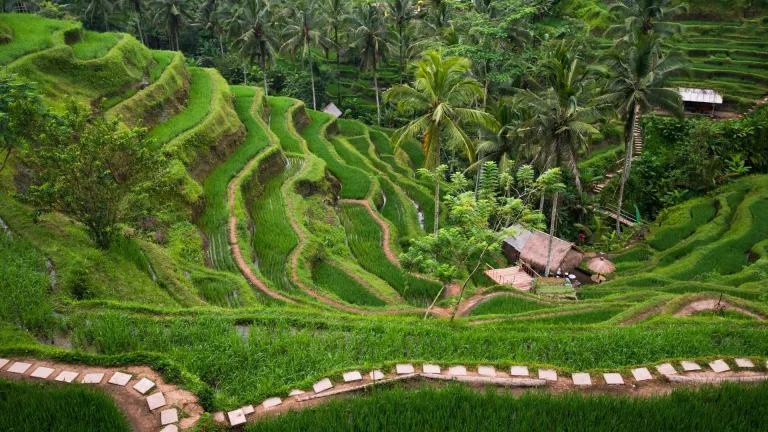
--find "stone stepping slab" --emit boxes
[603,373,624,385]
[510,366,529,377]
[538,369,557,381]
[655,363,677,376]
[7,362,31,374]
[133,377,155,394]
[262,397,282,409]
[396,364,414,375]
[146,392,167,410]
[369,370,385,380]
[572,373,592,386]
[735,358,754,368]
[54,371,79,383]
[631,367,653,381]
[82,372,105,384]
[343,371,362,383]
[681,361,701,371]
[242,405,255,415]
[108,372,132,386]
[228,409,246,426]
[289,389,305,396]
[160,408,178,426]
[30,366,55,379]
[447,366,467,376]
[160,426,179,432]
[709,359,730,373]
[477,366,496,377]
[313,378,333,393]
[422,364,441,374]
[0,359,9,369]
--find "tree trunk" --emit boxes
[544,191,558,277]
[399,23,404,84]
[175,30,180,53]
[433,152,440,237]
[260,49,269,96]
[219,35,225,57]
[104,12,109,32]
[243,62,248,86]
[474,160,482,199]
[616,104,637,234]
[450,244,491,321]
[373,50,381,125]
[335,27,342,106]
[135,13,145,45]
[309,57,317,110]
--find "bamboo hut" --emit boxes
[503,225,584,275]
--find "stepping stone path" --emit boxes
[510,366,529,377]
[133,377,155,394]
[30,366,55,379]
[161,408,178,426]
[8,362,31,374]
[146,392,167,410]
[538,369,558,381]
[448,366,467,376]
[369,370,385,380]
[681,361,702,371]
[572,373,592,386]
[262,397,282,409]
[0,359,9,368]
[632,368,653,381]
[343,371,362,382]
[735,358,754,368]
[709,359,730,373]
[82,372,105,384]
[55,371,79,383]
[655,363,677,376]
[396,364,414,374]
[603,373,624,385]
[422,364,441,374]
[108,372,132,386]
[242,405,255,415]
[289,389,305,396]
[477,366,496,377]
[313,378,333,393]
[160,426,179,432]
[228,409,246,427]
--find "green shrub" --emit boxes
[146,67,212,147]
[63,258,94,300]
[0,21,11,44]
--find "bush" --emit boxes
[64,258,94,300]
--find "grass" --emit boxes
[0,235,52,335]
[0,379,131,432]
[312,261,387,307]
[149,50,174,82]
[245,382,768,432]
[268,97,304,154]
[469,295,551,316]
[70,30,121,60]
[648,199,717,251]
[0,13,76,66]
[145,67,212,148]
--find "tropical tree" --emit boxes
[598,35,688,233]
[226,0,277,94]
[321,0,349,106]
[385,50,499,236]
[538,168,566,277]
[119,0,146,45]
[280,0,331,110]
[195,0,227,56]
[149,0,194,51]
[386,0,417,84]
[83,0,115,31]
[348,2,395,125]
[0,76,45,173]
[606,0,688,45]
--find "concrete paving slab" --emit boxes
[82,373,104,384]
[7,362,31,374]
[603,373,624,385]
[242,405,254,415]
[133,377,155,394]
[709,359,730,373]
[313,378,333,393]
[681,361,702,371]
[631,368,653,381]
[146,392,167,410]
[735,358,754,368]
[396,364,414,374]
[0,359,9,369]
[54,371,79,383]
[289,389,305,396]
[572,373,592,386]
[422,364,441,374]
[477,366,496,377]
[228,409,246,426]
[30,367,55,379]
[213,412,226,423]
[160,408,178,425]
[343,371,362,382]
[510,366,529,377]
[108,372,132,386]
[655,363,677,376]
[262,397,282,409]
[447,366,467,376]
[160,426,179,432]
[369,370,385,380]
[538,369,557,381]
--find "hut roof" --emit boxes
[323,102,342,117]
[679,88,723,104]
[518,231,583,274]
[504,224,533,251]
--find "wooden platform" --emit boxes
[598,209,637,227]
[484,266,533,291]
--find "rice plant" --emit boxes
[146,67,212,147]
[469,295,552,316]
[268,97,304,154]
[149,50,175,82]
[311,261,386,306]
[648,199,717,251]
[0,235,52,334]
[0,13,74,65]
[70,30,121,60]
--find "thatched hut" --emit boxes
[502,225,584,275]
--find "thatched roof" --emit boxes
[504,227,583,274]
[504,224,533,251]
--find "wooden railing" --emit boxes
[520,261,541,279]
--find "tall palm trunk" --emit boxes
[335,27,342,106]
[260,48,269,96]
[398,23,404,84]
[616,103,637,234]
[104,12,109,31]
[544,191,558,277]
[219,34,225,56]
[309,56,317,110]
[433,151,440,237]
[134,12,144,45]
[373,48,381,125]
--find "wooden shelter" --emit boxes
[679,87,723,116]
[323,102,343,117]
[502,225,584,275]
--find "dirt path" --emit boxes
[0,357,203,432]
[674,299,765,320]
[227,92,296,305]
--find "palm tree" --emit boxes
[196,0,228,56]
[149,0,194,51]
[598,35,688,233]
[226,0,277,94]
[84,0,114,31]
[384,50,499,236]
[515,42,601,199]
[476,99,529,173]
[537,168,566,277]
[280,0,330,110]
[606,0,688,45]
[320,0,349,106]
[119,0,146,45]
[386,0,417,84]
[348,2,395,125]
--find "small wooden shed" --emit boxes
[502,225,584,275]
[679,87,723,116]
[323,102,343,117]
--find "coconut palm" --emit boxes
[475,99,529,173]
[83,0,115,31]
[226,0,277,94]
[384,50,499,236]
[348,2,395,125]
[280,0,331,110]
[149,0,194,51]
[320,0,349,106]
[598,34,688,233]
[537,168,566,277]
[195,0,228,56]
[119,0,146,45]
[605,0,688,45]
[386,0,417,84]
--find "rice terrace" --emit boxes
[2,0,768,431]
